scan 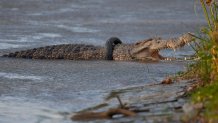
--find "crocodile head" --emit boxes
[130,33,194,61]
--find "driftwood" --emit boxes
[71,96,136,121]
[71,108,136,121]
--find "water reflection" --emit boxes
[0,97,70,123]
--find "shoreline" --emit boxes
[71,77,197,122]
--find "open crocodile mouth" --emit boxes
[130,33,195,62]
[148,33,195,61]
[153,49,195,61]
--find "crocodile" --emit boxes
[3,33,194,62]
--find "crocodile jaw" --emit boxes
[130,33,194,61]
[131,49,164,61]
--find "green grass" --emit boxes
[184,0,218,122]
[191,81,218,121]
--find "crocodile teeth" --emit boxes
[165,58,171,61]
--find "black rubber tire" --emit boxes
[105,37,122,60]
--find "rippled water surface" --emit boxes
[0,0,204,122]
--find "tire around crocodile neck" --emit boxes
[105,37,122,60]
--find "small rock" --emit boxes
[182,103,203,122]
[161,77,173,84]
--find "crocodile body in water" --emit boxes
[3,33,194,61]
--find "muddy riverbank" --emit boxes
[70,78,196,122]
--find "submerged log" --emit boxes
[71,108,136,121]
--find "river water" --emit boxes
[0,0,204,123]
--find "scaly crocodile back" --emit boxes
[113,44,134,61]
[4,44,106,60]
[3,37,126,60]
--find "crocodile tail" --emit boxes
[3,50,31,58]
[3,45,58,59]
[105,37,122,60]
[3,44,70,59]
[3,47,45,59]
[3,44,102,60]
